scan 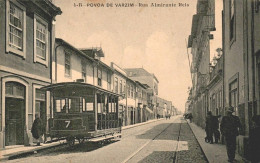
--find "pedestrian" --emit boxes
[188,113,193,123]
[205,111,214,144]
[249,115,260,163]
[220,107,242,163]
[31,113,44,146]
[212,115,221,143]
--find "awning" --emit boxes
[145,107,153,114]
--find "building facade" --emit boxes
[111,62,127,126]
[124,68,159,118]
[223,0,260,158]
[125,78,137,125]
[0,0,61,148]
[207,54,224,117]
[187,0,215,128]
[54,39,113,91]
[187,0,260,159]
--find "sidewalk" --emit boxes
[0,118,164,161]
[188,121,245,163]
[0,140,66,161]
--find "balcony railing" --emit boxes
[209,55,223,81]
[196,73,208,94]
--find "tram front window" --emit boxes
[54,99,66,113]
[69,98,81,113]
[54,98,82,113]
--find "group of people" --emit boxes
[165,114,171,120]
[184,113,193,123]
[205,107,260,163]
[205,111,220,144]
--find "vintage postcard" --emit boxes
[1,0,259,162]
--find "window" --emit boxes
[81,61,86,82]
[84,95,94,111]
[97,68,102,86]
[230,0,235,42]
[107,72,111,90]
[123,81,126,93]
[70,98,82,113]
[115,77,118,93]
[65,52,71,76]
[229,80,238,115]
[5,82,25,99]
[131,85,133,98]
[35,89,46,117]
[120,80,122,94]
[127,84,130,97]
[34,14,48,66]
[6,1,26,57]
[54,99,66,113]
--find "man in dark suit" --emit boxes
[205,111,214,144]
[220,107,242,163]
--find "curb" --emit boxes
[122,118,164,130]
[0,140,66,161]
[186,120,209,163]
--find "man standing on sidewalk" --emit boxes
[220,107,242,163]
[205,111,214,144]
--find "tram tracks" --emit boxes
[173,120,182,163]
[121,119,181,163]
[122,117,207,163]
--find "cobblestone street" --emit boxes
[177,123,207,163]
[5,116,208,163]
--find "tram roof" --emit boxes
[41,82,121,96]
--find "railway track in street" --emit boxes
[121,117,208,163]
[121,120,176,163]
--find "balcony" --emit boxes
[209,55,223,81]
[196,73,208,94]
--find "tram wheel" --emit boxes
[77,138,85,144]
[98,141,104,146]
[66,138,75,146]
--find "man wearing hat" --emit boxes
[205,111,214,144]
[220,107,242,163]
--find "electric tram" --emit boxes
[41,82,122,145]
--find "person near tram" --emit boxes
[220,107,242,163]
[31,113,44,146]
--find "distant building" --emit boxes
[111,62,127,126]
[135,81,150,123]
[187,0,215,128]
[124,68,159,118]
[126,77,137,125]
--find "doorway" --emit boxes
[5,97,25,146]
[5,82,25,146]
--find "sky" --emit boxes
[53,0,222,112]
